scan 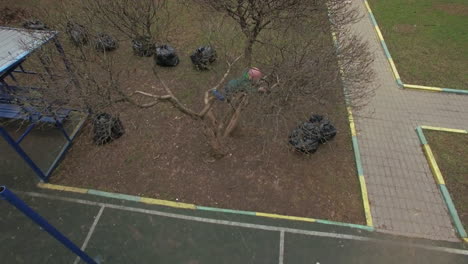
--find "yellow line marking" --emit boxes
[332,32,337,42]
[403,84,443,92]
[375,26,384,41]
[422,144,445,185]
[388,58,401,80]
[256,212,316,222]
[37,183,88,194]
[347,107,353,117]
[350,121,357,137]
[421,126,467,134]
[364,0,372,13]
[347,107,357,136]
[140,197,196,209]
[359,176,373,227]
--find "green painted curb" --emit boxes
[352,136,364,176]
[442,88,468,95]
[396,79,403,87]
[439,185,467,238]
[196,206,256,216]
[88,189,141,202]
[416,127,428,145]
[315,219,374,232]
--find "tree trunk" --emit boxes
[244,38,255,66]
[223,95,248,138]
[203,122,227,159]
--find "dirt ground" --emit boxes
[425,130,468,232]
[434,3,468,16]
[1,0,365,224]
[53,88,363,223]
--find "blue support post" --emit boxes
[8,72,17,82]
[16,123,36,144]
[0,186,98,264]
[56,121,71,142]
[0,127,48,182]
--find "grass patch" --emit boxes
[368,0,468,89]
[424,130,468,232]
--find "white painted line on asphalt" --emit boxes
[279,231,285,264]
[72,205,105,264]
[19,191,468,256]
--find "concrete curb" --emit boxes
[415,126,468,241]
[363,0,468,95]
[37,183,374,232]
[330,28,374,228]
[348,107,373,227]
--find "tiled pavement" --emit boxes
[349,0,468,241]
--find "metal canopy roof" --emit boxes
[0,27,57,75]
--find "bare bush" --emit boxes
[10,0,374,158]
[80,0,170,43]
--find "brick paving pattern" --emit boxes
[349,0,468,241]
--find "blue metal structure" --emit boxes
[0,186,98,264]
[0,27,86,182]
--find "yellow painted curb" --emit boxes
[364,0,372,13]
[375,26,384,41]
[421,126,467,134]
[347,107,357,136]
[140,197,196,210]
[255,212,316,223]
[349,118,357,137]
[422,144,445,185]
[359,176,373,227]
[388,58,401,80]
[403,84,443,92]
[38,183,87,194]
[331,32,337,42]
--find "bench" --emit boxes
[0,103,71,123]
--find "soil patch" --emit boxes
[0,7,29,25]
[434,4,468,16]
[392,24,417,34]
[53,82,364,223]
[425,130,468,232]
[50,38,365,224]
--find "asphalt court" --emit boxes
[1,190,467,264]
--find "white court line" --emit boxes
[279,231,285,264]
[73,205,105,264]
[19,191,468,256]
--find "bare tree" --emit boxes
[120,56,244,157]
[194,0,361,66]
[80,0,170,42]
[13,0,374,159]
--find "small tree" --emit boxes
[19,0,374,159]
[124,56,245,158]
[81,0,169,42]
[194,0,360,66]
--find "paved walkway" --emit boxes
[350,1,468,241]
